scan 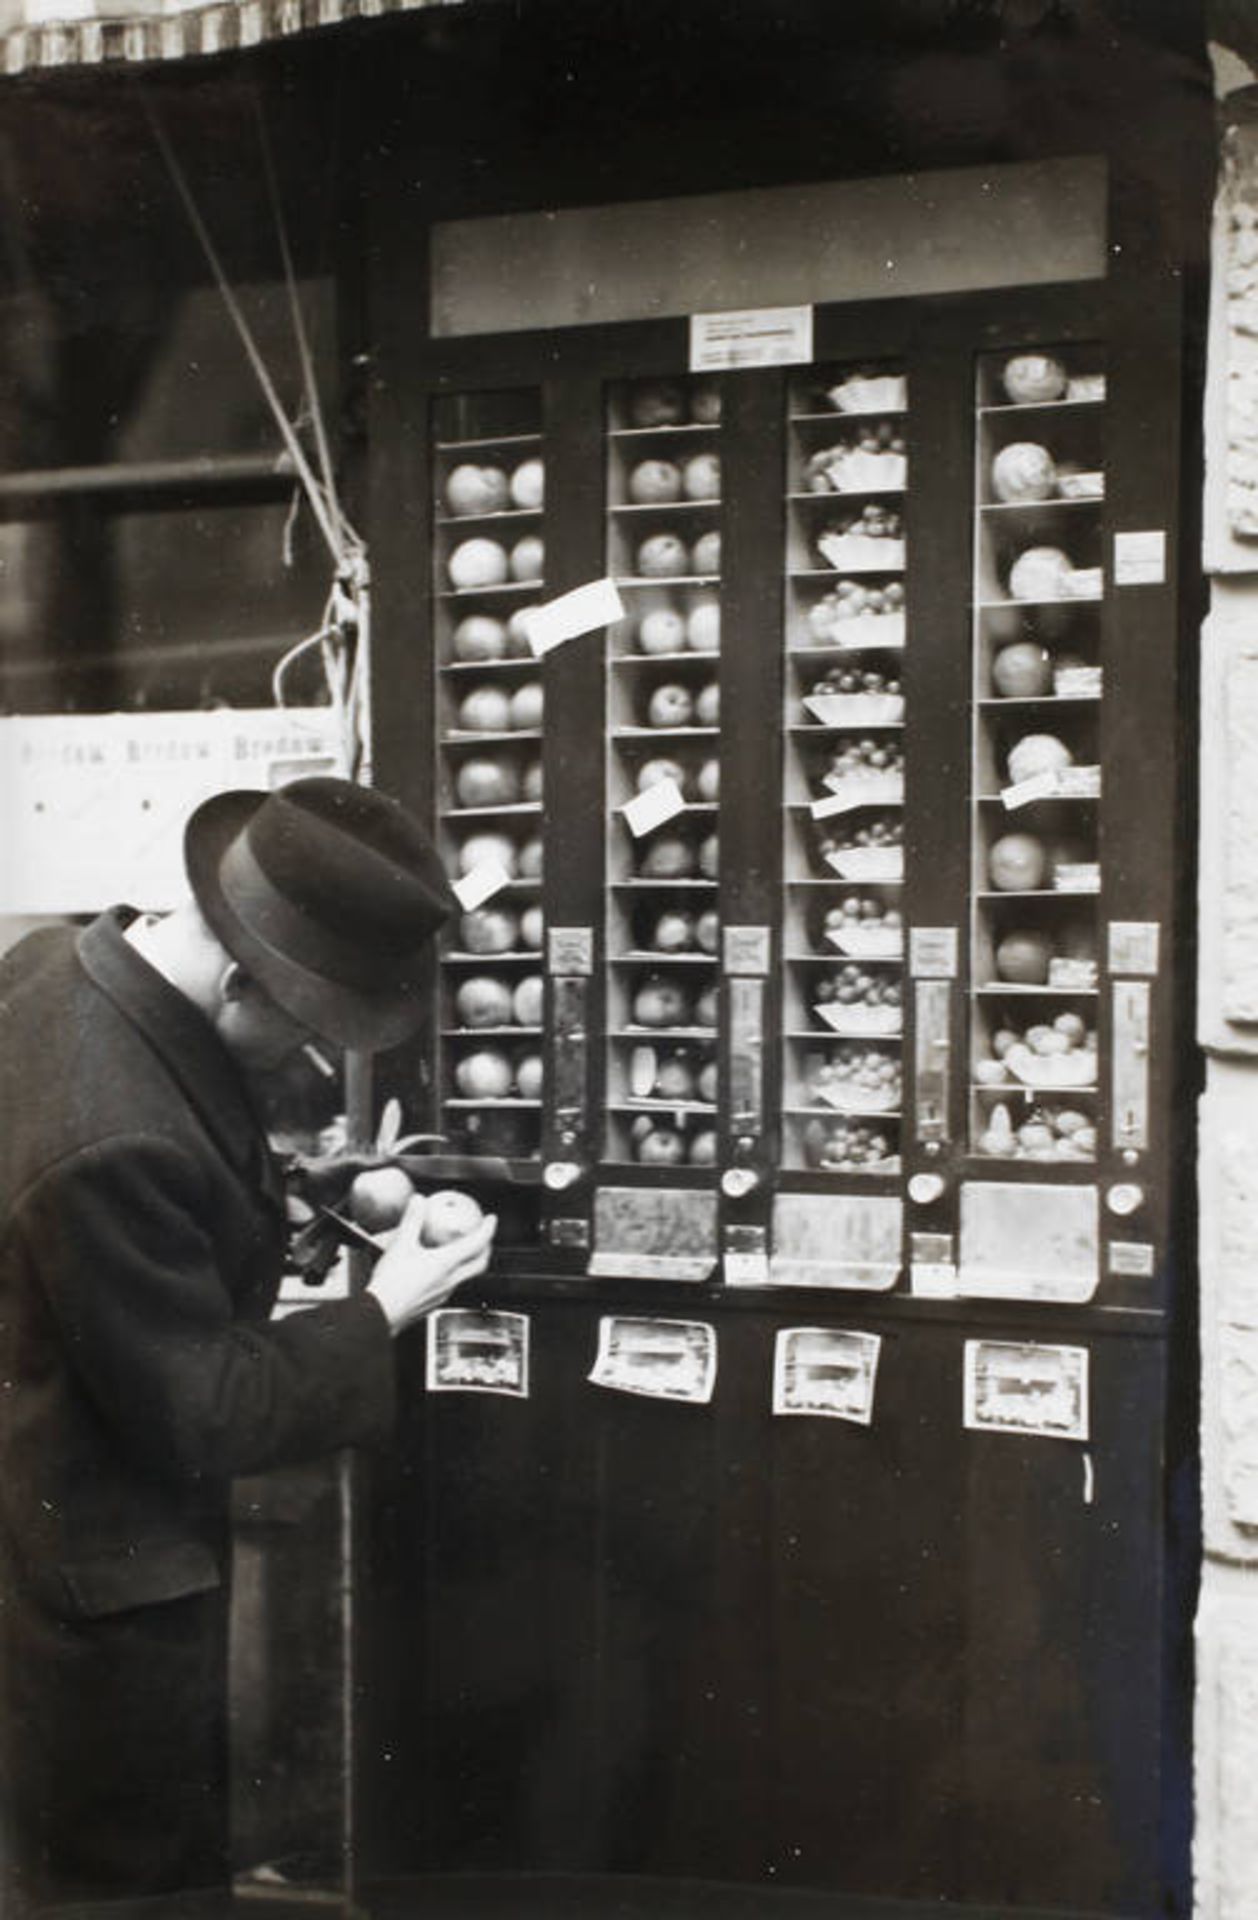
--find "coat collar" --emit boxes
[77,908,284,1211]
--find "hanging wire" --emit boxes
[140,89,345,567]
[141,83,371,778]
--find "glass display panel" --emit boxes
[432,389,547,1161]
[969,345,1106,1165]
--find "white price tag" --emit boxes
[623,778,686,838]
[453,860,513,911]
[689,304,813,372]
[520,577,625,656]
[1113,530,1166,587]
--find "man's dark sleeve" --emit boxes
[9,1132,397,1482]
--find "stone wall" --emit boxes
[1196,43,1258,1920]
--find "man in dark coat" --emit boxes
[0,777,497,1917]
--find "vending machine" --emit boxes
[352,80,1204,1919]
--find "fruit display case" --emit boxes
[603,376,724,1170]
[782,361,909,1175]
[433,389,548,1164]
[969,346,1106,1165]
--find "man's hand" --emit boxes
[366,1195,497,1335]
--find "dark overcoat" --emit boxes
[0,909,396,1912]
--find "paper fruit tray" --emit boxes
[824,847,904,882]
[813,1004,903,1037]
[825,927,904,959]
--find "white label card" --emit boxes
[521,577,626,656]
[624,778,686,838]
[909,927,958,979]
[1113,530,1167,587]
[689,304,813,372]
[452,859,513,911]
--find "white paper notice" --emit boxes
[773,1327,881,1423]
[453,859,513,910]
[520,577,625,656]
[589,1316,717,1404]
[426,1309,530,1398]
[1113,529,1166,587]
[623,778,686,838]
[963,1339,1090,1442]
[689,304,813,372]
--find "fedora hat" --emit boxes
[185,777,458,1051]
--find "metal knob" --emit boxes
[1106,1182,1145,1217]
[721,1167,760,1199]
[543,1161,582,1192]
[907,1172,946,1205]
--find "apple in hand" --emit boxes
[420,1188,485,1246]
[349,1166,417,1232]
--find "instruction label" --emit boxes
[689,304,813,372]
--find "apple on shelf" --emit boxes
[453,1048,515,1100]
[457,905,520,956]
[628,382,687,428]
[686,598,720,652]
[451,614,508,663]
[444,464,510,517]
[681,451,720,500]
[636,606,687,655]
[448,538,510,590]
[628,458,683,504]
[510,458,544,509]
[632,975,692,1029]
[454,975,514,1029]
[515,1053,544,1101]
[645,683,695,729]
[990,639,1054,698]
[636,532,690,578]
[638,831,699,879]
[457,831,517,878]
[455,685,513,733]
